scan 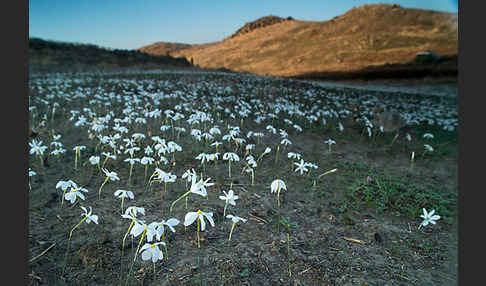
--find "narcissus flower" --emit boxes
[184,210,215,229]
[184,210,215,248]
[64,186,88,204]
[140,242,166,263]
[219,189,239,216]
[418,208,440,229]
[271,179,287,207]
[80,206,99,224]
[226,214,247,241]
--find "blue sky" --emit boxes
[29,0,458,50]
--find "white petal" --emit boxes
[204,212,215,227]
[184,212,198,226]
[90,215,99,224]
[140,243,151,252]
[77,192,86,201]
[165,218,180,227]
[141,249,151,261]
[199,215,206,231]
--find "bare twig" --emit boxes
[343,237,366,245]
[29,242,56,263]
[248,213,268,224]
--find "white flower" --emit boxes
[56,180,78,191]
[338,122,344,132]
[122,206,145,219]
[223,152,240,162]
[226,214,247,224]
[80,206,99,224]
[140,156,155,165]
[226,214,247,241]
[102,168,120,181]
[124,157,140,165]
[89,156,100,165]
[182,168,197,182]
[196,177,214,195]
[419,208,440,229]
[188,175,207,197]
[64,186,88,204]
[293,159,309,175]
[161,218,180,233]
[130,220,148,237]
[271,179,287,194]
[184,210,215,231]
[324,139,336,145]
[424,144,434,152]
[287,152,301,160]
[140,242,166,263]
[219,190,239,206]
[280,138,292,146]
[423,133,434,139]
[211,141,222,148]
[114,189,134,199]
[73,145,86,152]
[29,139,48,156]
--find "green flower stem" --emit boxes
[121,197,125,215]
[170,190,191,213]
[128,164,133,185]
[164,243,168,261]
[125,228,147,286]
[228,160,232,177]
[102,157,109,169]
[197,218,200,248]
[153,262,156,282]
[287,232,292,277]
[98,177,110,199]
[122,220,135,252]
[120,220,135,276]
[62,216,88,276]
[228,222,236,241]
[60,189,67,208]
[70,216,88,239]
[39,154,44,169]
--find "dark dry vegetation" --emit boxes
[28,69,457,285]
[29,38,192,72]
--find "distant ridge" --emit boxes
[139,4,458,79]
[29,37,192,71]
[229,15,293,39]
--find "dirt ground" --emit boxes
[28,70,458,285]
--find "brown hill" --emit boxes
[29,38,192,72]
[138,4,458,78]
[137,42,193,57]
[229,15,294,39]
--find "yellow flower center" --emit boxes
[151,244,155,248]
[197,210,203,215]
